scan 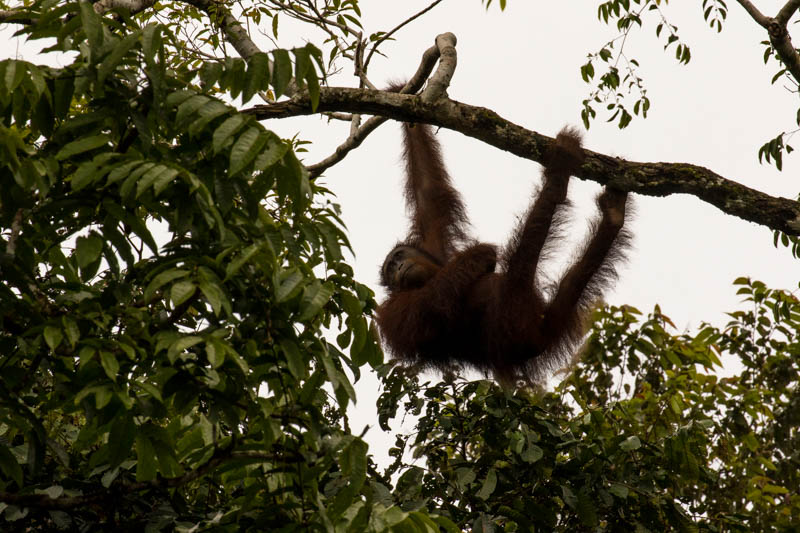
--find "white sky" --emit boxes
[3,1,799,466]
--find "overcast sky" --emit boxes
[3,1,799,464]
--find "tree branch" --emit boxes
[246,87,800,236]
[776,0,800,25]
[180,0,260,59]
[421,32,456,102]
[307,34,449,177]
[736,0,800,85]
[179,0,302,97]
[362,0,446,72]
[735,0,770,27]
[0,0,156,24]
[766,22,800,84]
[93,0,156,15]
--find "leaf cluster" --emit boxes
[0,2,386,530]
[376,280,800,532]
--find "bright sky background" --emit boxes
[3,0,799,466]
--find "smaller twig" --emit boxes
[776,0,800,25]
[349,114,362,135]
[305,0,358,36]
[352,36,377,90]
[359,75,378,90]
[354,36,365,76]
[421,33,457,102]
[363,0,445,72]
[323,112,356,122]
[308,116,388,178]
[405,43,443,93]
[305,38,445,178]
[93,0,156,16]
[736,0,770,27]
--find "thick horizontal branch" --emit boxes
[245,88,800,236]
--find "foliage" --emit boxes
[0,1,390,530]
[377,279,800,532]
[0,1,798,532]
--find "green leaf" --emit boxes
[57,134,110,160]
[102,199,158,254]
[225,241,269,279]
[293,47,310,90]
[476,469,497,499]
[199,280,228,316]
[229,126,268,176]
[136,164,177,198]
[151,167,180,196]
[170,281,196,307]
[141,24,163,69]
[97,31,141,85]
[62,317,80,348]
[135,434,158,482]
[243,52,270,104]
[188,100,230,137]
[431,516,461,533]
[206,338,226,369]
[212,114,247,154]
[53,76,74,119]
[144,269,189,302]
[3,59,24,92]
[75,233,104,268]
[620,435,641,451]
[176,94,211,125]
[0,445,23,487]
[106,160,143,185]
[455,467,476,490]
[38,485,64,499]
[609,483,629,499]
[108,415,135,468]
[44,325,63,351]
[253,133,288,171]
[302,45,321,111]
[521,443,543,463]
[298,281,334,321]
[276,269,304,303]
[167,336,203,364]
[576,490,599,527]
[199,61,223,89]
[72,158,106,191]
[100,351,119,381]
[94,386,113,409]
[343,439,367,492]
[152,435,183,478]
[79,1,103,56]
[280,339,306,379]
[271,49,292,98]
